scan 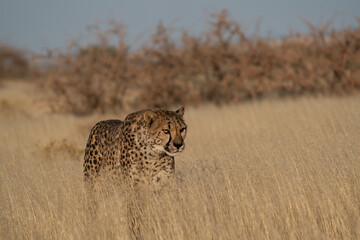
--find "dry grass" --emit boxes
[1,80,359,239]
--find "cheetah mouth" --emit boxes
[164,146,185,156]
[152,145,183,156]
[164,150,182,157]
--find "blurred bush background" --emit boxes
[1,11,360,114]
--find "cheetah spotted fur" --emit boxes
[83,107,187,186]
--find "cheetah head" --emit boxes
[144,107,187,157]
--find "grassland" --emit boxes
[0,79,359,239]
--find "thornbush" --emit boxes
[46,11,360,115]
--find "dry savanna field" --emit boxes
[0,79,359,239]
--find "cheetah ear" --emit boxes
[144,110,157,127]
[175,107,185,117]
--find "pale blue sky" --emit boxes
[0,0,359,54]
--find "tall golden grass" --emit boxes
[1,80,359,239]
[45,11,360,114]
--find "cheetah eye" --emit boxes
[180,128,186,133]
[162,129,170,134]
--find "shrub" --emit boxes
[46,11,360,115]
[0,45,30,79]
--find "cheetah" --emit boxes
[83,107,187,186]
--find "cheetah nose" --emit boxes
[174,142,183,149]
